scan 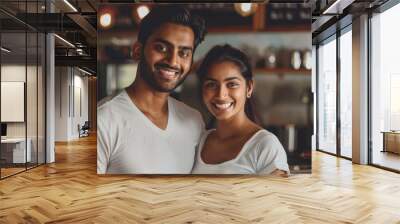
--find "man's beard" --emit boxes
[138,58,188,93]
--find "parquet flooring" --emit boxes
[1,134,400,223]
[1,167,26,178]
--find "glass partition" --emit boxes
[1,30,28,177]
[0,1,46,179]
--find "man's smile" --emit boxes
[155,64,181,81]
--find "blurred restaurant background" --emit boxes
[97,3,312,173]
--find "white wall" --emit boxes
[55,67,89,141]
[1,82,25,122]
[312,45,317,151]
[71,72,89,138]
[55,67,69,141]
[1,65,26,130]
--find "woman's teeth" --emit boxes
[213,102,233,110]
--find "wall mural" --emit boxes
[97,3,312,175]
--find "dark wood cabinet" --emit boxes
[382,132,400,154]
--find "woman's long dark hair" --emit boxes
[197,44,261,126]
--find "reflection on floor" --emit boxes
[0,162,41,178]
[340,146,352,159]
[0,167,25,178]
[372,150,400,171]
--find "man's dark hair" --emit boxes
[138,5,206,49]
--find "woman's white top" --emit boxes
[191,129,290,175]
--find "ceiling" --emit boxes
[311,0,390,43]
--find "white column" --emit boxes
[352,14,369,164]
[46,1,55,163]
[312,45,317,151]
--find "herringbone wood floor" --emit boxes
[1,134,399,224]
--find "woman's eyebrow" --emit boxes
[204,76,241,82]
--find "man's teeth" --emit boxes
[161,69,175,75]
[214,103,232,109]
[158,68,177,76]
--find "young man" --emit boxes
[97,5,207,174]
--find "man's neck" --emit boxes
[126,76,169,115]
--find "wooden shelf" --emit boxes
[254,67,311,74]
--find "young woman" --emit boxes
[191,44,289,176]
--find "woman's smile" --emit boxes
[212,101,234,111]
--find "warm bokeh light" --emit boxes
[234,3,258,17]
[240,3,252,13]
[100,13,112,28]
[137,6,150,20]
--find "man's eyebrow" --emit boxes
[154,38,193,51]
[180,46,193,52]
[204,77,217,82]
[224,77,240,81]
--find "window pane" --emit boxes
[340,29,352,158]
[318,37,337,154]
[371,3,400,171]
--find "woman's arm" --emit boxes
[255,132,290,176]
[270,169,289,177]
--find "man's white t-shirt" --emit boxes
[97,90,204,174]
[191,129,290,175]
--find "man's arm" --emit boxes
[97,116,110,174]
